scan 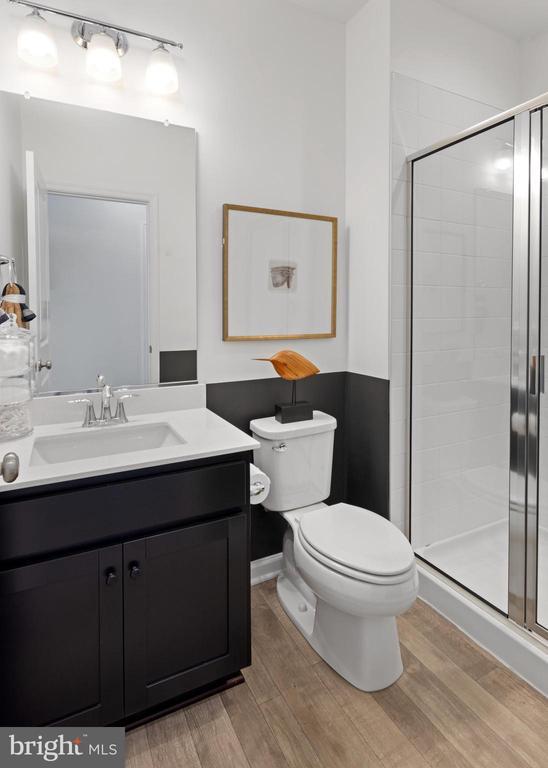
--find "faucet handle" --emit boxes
[68,397,93,406]
[68,398,97,427]
[115,390,139,401]
[114,390,138,423]
[96,374,105,388]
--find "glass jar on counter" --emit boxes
[0,314,33,441]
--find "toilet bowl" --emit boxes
[250,411,418,692]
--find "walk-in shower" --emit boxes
[409,93,548,650]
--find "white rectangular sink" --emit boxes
[30,423,185,466]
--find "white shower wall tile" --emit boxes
[414,154,441,187]
[440,222,475,256]
[417,82,442,121]
[414,184,442,220]
[389,72,510,546]
[475,225,512,260]
[392,108,420,150]
[417,117,456,149]
[392,180,410,217]
[392,73,419,115]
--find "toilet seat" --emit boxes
[297,503,415,586]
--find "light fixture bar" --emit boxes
[8,0,184,49]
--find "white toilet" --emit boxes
[250,410,418,692]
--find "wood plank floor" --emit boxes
[126,579,548,768]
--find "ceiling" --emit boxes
[289,0,548,37]
[434,0,548,40]
[288,0,368,22]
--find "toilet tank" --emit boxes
[249,411,337,512]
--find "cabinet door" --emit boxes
[0,546,124,726]
[124,514,249,716]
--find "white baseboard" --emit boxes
[251,552,283,586]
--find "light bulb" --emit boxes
[17,10,58,69]
[145,44,179,95]
[86,32,122,83]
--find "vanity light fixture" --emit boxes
[9,0,183,94]
[16,8,58,69]
[145,44,179,95]
[75,26,126,84]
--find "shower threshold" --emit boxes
[415,519,548,627]
[415,519,509,614]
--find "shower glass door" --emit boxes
[410,119,515,614]
[527,107,548,638]
[410,98,548,636]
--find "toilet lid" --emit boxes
[298,503,415,577]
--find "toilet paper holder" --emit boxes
[250,480,266,497]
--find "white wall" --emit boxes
[520,32,548,103]
[346,0,391,379]
[0,0,347,384]
[391,0,520,110]
[0,92,24,284]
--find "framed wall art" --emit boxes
[223,204,337,341]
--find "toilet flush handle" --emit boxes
[272,442,288,452]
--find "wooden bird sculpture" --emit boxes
[254,350,320,380]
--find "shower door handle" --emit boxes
[530,356,536,395]
[530,355,545,395]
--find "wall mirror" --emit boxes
[0,91,197,395]
[223,204,337,341]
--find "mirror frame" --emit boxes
[222,203,337,341]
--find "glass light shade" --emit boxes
[145,45,179,95]
[17,11,58,69]
[86,32,122,83]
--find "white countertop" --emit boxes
[0,407,259,493]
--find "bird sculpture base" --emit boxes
[275,401,313,424]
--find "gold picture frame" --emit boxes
[223,204,337,341]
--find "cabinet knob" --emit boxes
[105,567,118,586]
[1,453,19,483]
[129,562,141,580]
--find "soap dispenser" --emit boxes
[0,314,33,441]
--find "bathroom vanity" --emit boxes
[0,86,264,728]
[0,402,258,727]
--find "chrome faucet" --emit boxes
[97,374,113,421]
[69,374,138,427]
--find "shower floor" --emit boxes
[415,520,548,627]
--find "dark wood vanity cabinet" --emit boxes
[0,453,251,727]
[0,545,124,727]
[123,513,248,716]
